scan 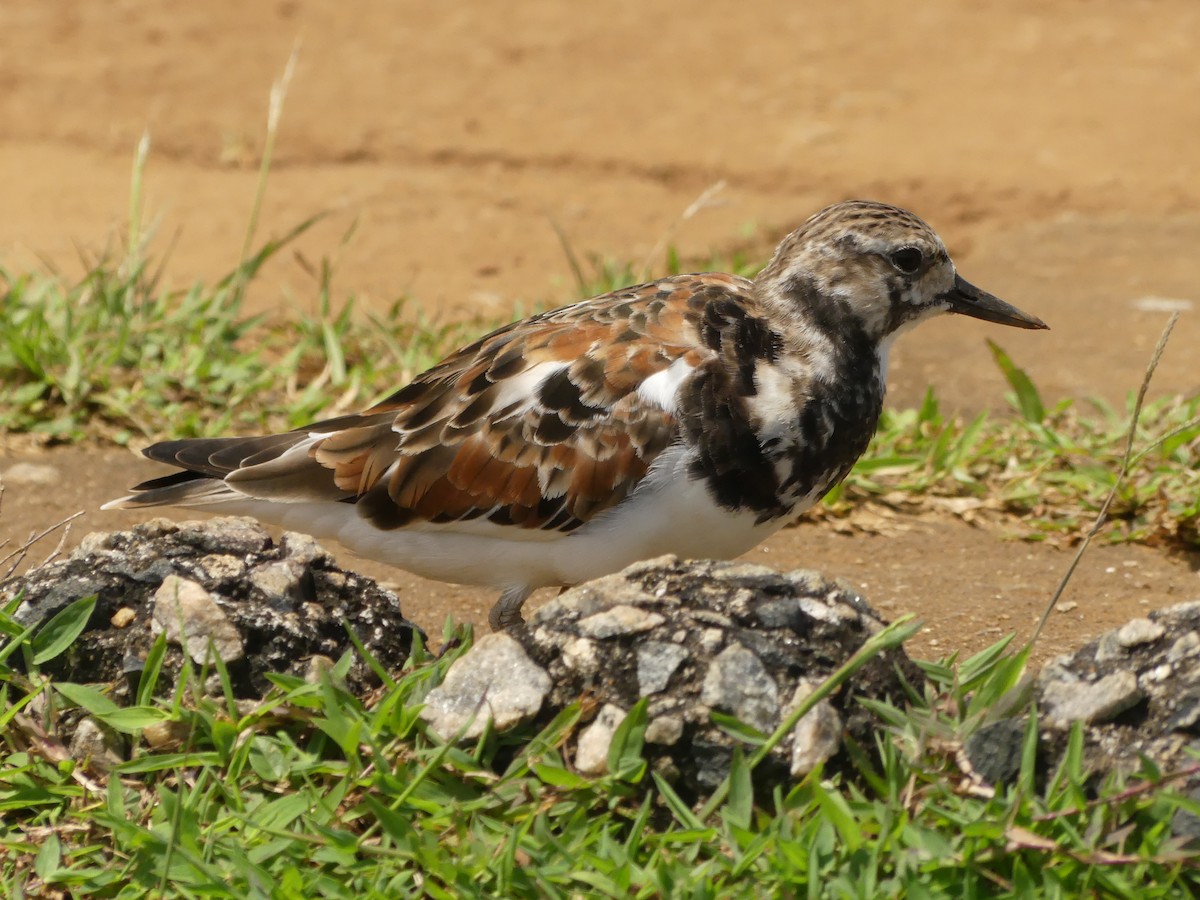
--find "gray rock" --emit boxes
[1094,631,1126,663]
[68,717,126,773]
[1168,632,1200,663]
[3,517,419,701]
[421,633,551,741]
[962,718,1028,786]
[514,556,915,796]
[1035,601,1200,776]
[1042,671,1144,727]
[151,575,244,664]
[1167,691,1200,732]
[637,641,689,696]
[575,704,627,775]
[701,642,780,734]
[1170,776,1200,846]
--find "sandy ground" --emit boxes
[2,0,1198,660]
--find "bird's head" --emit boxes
[757,200,1048,344]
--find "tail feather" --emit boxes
[101,469,242,510]
[103,431,337,511]
[143,434,304,479]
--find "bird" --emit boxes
[106,200,1048,630]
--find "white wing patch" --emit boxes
[498,361,572,415]
[635,356,695,413]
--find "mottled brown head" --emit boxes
[756,200,1047,342]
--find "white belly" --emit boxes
[207,446,801,595]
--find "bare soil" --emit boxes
[2,1,1198,660]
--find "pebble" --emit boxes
[1116,618,1165,648]
[644,715,684,746]
[574,704,627,775]
[151,574,244,664]
[69,717,126,772]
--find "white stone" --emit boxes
[560,637,600,675]
[787,679,843,776]
[1116,618,1165,648]
[574,704,627,775]
[420,634,551,740]
[250,561,304,600]
[645,715,684,746]
[151,575,244,663]
[699,628,724,654]
[577,604,665,639]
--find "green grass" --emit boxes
[0,226,489,445]
[1,595,1197,897]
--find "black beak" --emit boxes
[943,274,1048,330]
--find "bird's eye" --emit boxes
[889,247,923,275]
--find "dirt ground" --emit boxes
[2,1,1198,661]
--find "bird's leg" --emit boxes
[489,585,534,631]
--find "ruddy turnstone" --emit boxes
[107,200,1047,629]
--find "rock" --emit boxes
[701,642,780,734]
[3,517,419,701]
[1116,618,1165,649]
[577,604,665,638]
[559,637,601,676]
[787,679,843,776]
[1035,601,1200,775]
[574,704,627,775]
[514,556,916,796]
[1168,633,1200,663]
[151,575,245,664]
[962,719,1028,786]
[1171,777,1200,846]
[248,561,310,602]
[1167,692,1200,732]
[1042,671,1144,727]
[645,715,684,746]
[279,531,333,567]
[637,641,689,696]
[143,719,190,751]
[421,633,551,741]
[1094,631,1125,663]
[68,717,126,772]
